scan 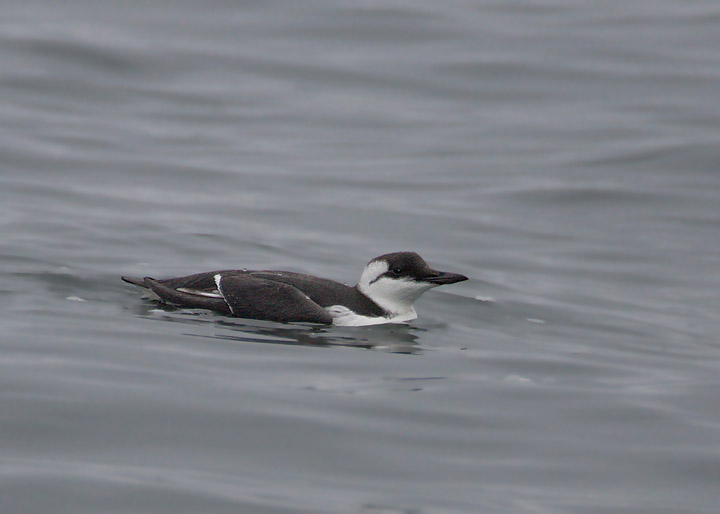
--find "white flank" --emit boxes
[326,305,417,327]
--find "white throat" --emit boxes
[356,260,434,321]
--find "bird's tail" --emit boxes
[121,276,148,288]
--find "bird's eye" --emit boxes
[391,267,403,275]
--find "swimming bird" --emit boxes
[122,251,467,326]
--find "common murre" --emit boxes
[122,251,468,326]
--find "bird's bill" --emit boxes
[422,270,468,285]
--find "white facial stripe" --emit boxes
[358,260,389,291]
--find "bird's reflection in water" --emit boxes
[217,319,423,354]
[140,306,423,354]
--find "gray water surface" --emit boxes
[2,1,720,513]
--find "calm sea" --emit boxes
[2,1,720,513]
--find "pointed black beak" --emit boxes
[422,270,469,285]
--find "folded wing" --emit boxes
[126,270,336,324]
[215,274,333,324]
[143,277,232,315]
